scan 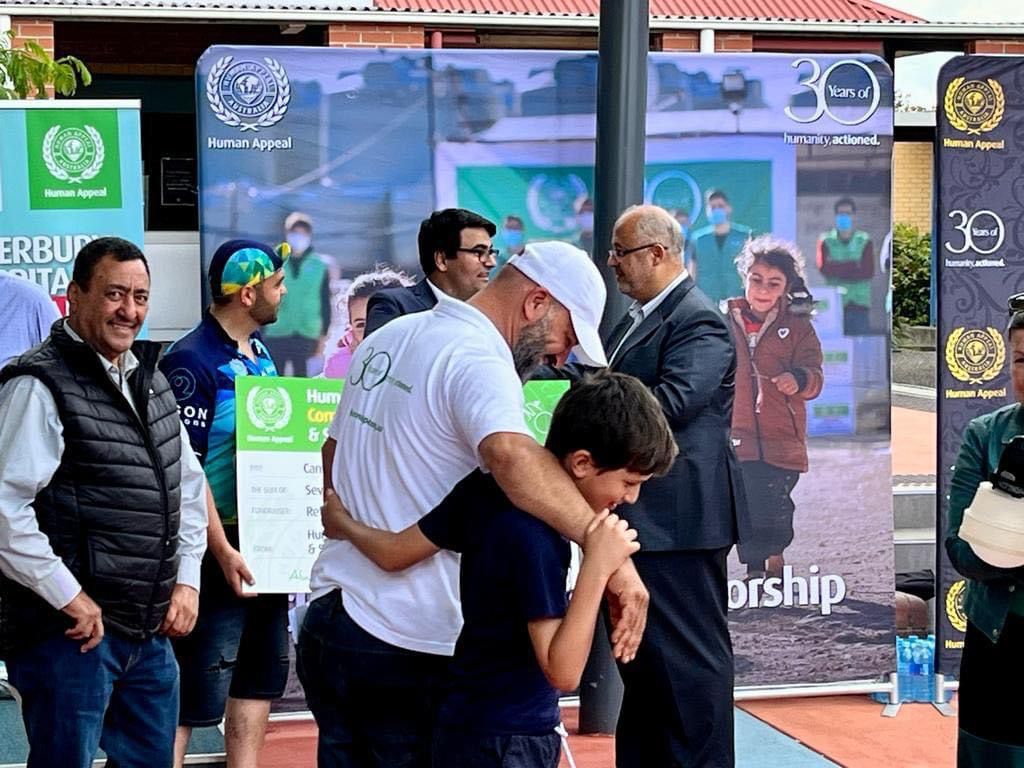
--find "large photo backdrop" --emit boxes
[197,47,894,691]
[935,55,1024,677]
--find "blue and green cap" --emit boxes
[209,239,290,298]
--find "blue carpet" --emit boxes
[735,708,839,767]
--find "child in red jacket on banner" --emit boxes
[725,236,824,580]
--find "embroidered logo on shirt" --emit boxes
[778,328,790,339]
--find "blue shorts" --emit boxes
[174,556,290,727]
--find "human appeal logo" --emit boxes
[26,110,122,210]
[942,76,1006,152]
[42,125,104,184]
[246,385,293,432]
[945,77,1004,135]
[945,327,1005,386]
[207,55,291,132]
[526,173,588,235]
[945,580,967,634]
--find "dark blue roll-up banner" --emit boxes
[935,56,1024,677]
[196,48,894,698]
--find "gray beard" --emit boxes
[511,316,551,381]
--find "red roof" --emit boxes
[375,0,923,23]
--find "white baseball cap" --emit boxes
[508,241,608,367]
[960,482,1024,568]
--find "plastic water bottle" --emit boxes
[904,635,917,700]
[896,636,914,702]
[923,634,936,702]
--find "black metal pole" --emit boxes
[593,0,649,339]
[578,0,648,736]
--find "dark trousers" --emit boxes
[958,612,1024,767]
[842,304,871,336]
[615,549,735,768]
[174,554,290,726]
[736,461,799,568]
[296,590,449,768]
[264,334,319,376]
[7,631,179,768]
[432,729,560,768]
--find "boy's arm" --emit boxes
[528,512,641,690]
[528,560,607,692]
[321,489,438,572]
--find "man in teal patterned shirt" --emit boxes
[159,239,289,768]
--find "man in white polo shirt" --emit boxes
[297,241,649,767]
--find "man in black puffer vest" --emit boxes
[0,237,209,768]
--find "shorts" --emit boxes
[174,556,290,727]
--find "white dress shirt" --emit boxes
[609,268,689,362]
[0,321,207,611]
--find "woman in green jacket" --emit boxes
[946,300,1024,767]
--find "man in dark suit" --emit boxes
[365,208,497,336]
[545,204,745,767]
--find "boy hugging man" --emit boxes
[322,370,677,767]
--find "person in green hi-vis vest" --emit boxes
[815,197,875,336]
[689,189,752,307]
[263,211,333,376]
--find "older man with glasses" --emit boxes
[539,204,746,767]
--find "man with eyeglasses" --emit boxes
[364,208,498,336]
[540,204,744,767]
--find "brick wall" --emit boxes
[716,33,753,52]
[10,17,54,57]
[8,17,55,97]
[326,23,425,48]
[660,31,698,51]
[968,39,1024,55]
[892,141,933,233]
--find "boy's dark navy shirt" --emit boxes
[418,470,570,736]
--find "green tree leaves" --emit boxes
[1,32,91,100]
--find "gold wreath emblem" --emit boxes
[944,77,1005,135]
[945,326,1005,384]
[946,580,967,633]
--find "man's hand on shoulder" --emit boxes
[606,559,649,663]
[160,583,199,637]
[63,590,104,652]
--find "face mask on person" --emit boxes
[504,229,524,248]
[287,232,311,254]
[835,213,853,232]
[577,212,594,233]
[709,208,728,226]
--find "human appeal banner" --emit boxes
[0,101,144,315]
[198,48,894,689]
[935,56,1024,676]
